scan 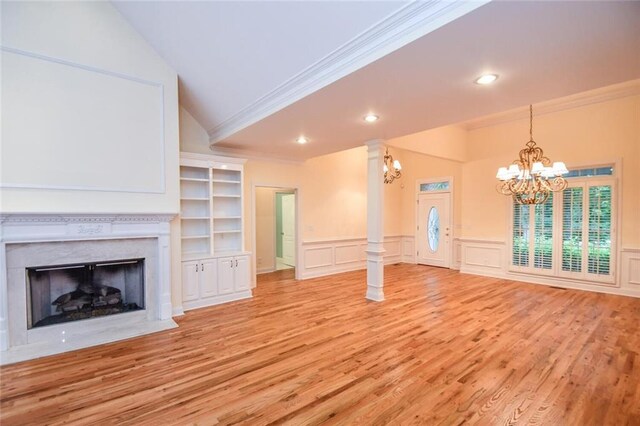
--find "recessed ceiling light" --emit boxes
[364,114,379,123]
[296,136,309,144]
[475,74,499,85]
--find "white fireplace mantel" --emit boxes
[0,213,177,365]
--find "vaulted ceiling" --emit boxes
[114,1,640,161]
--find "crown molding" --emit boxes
[208,146,305,165]
[208,0,490,146]
[463,79,640,131]
[180,151,247,165]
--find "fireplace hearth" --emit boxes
[1,214,177,365]
[27,258,145,329]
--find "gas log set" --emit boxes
[52,282,123,312]
[27,258,146,328]
[34,282,141,327]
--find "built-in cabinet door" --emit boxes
[235,256,250,291]
[217,257,235,294]
[199,259,218,298]
[181,261,199,302]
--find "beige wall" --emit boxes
[388,125,468,162]
[1,1,179,214]
[243,146,403,248]
[179,107,211,154]
[395,150,464,238]
[462,94,640,247]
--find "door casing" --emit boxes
[415,177,454,268]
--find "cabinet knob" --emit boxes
[236,259,238,267]
[202,263,205,271]
[196,264,198,272]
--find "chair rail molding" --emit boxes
[208,0,489,144]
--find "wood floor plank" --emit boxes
[1,264,640,425]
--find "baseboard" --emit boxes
[172,306,185,317]
[257,267,276,274]
[460,266,640,299]
[183,290,253,311]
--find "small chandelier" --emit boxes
[496,105,568,205]
[383,148,401,184]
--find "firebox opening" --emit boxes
[26,258,145,329]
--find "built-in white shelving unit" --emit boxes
[179,153,251,311]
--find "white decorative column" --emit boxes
[365,140,386,301]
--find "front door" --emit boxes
[417,193,451,268]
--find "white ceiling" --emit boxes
[115,1,640,162]
[112,0,411,130]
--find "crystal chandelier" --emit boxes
[383,148,402,184]
[496,105,568,205]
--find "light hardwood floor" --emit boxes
[2,264,640,425]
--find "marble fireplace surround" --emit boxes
[0,214,177,365]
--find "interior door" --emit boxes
[281,194,296,267]
[417,193,451,267]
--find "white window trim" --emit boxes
[505,160,621,287]
[557,177,617,284]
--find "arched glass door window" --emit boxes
[427,207,440,252]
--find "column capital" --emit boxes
[364,139,386,150]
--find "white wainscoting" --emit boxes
[299,235,414,279]
[621,248,640,292]
[458,238,640,298]
[452,238,462,270]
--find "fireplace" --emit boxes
[1,213,177,365]
[27,258,145,329]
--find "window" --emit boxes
[427,207,440,252]
[510,173,615,284]
[511,196,552,273]
[565,166,613,179]
[420,181,449,192]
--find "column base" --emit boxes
[366,286,385,302]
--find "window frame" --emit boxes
[506,162,619,286]
[508,194,558,277]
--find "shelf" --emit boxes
[212,194,241,198]
[212,230,241,234]
[180,177,209,182]
[213,216,241,220]
[181,197,209,201]
[181,235,210,240]
[211,179,240,184]
[182,252,211,261]
[181,217,210,220]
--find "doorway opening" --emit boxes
[254,186,298,283]
[275,192,296,270]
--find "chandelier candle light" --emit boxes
[496,105,569,205]
[383,148,402,184]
